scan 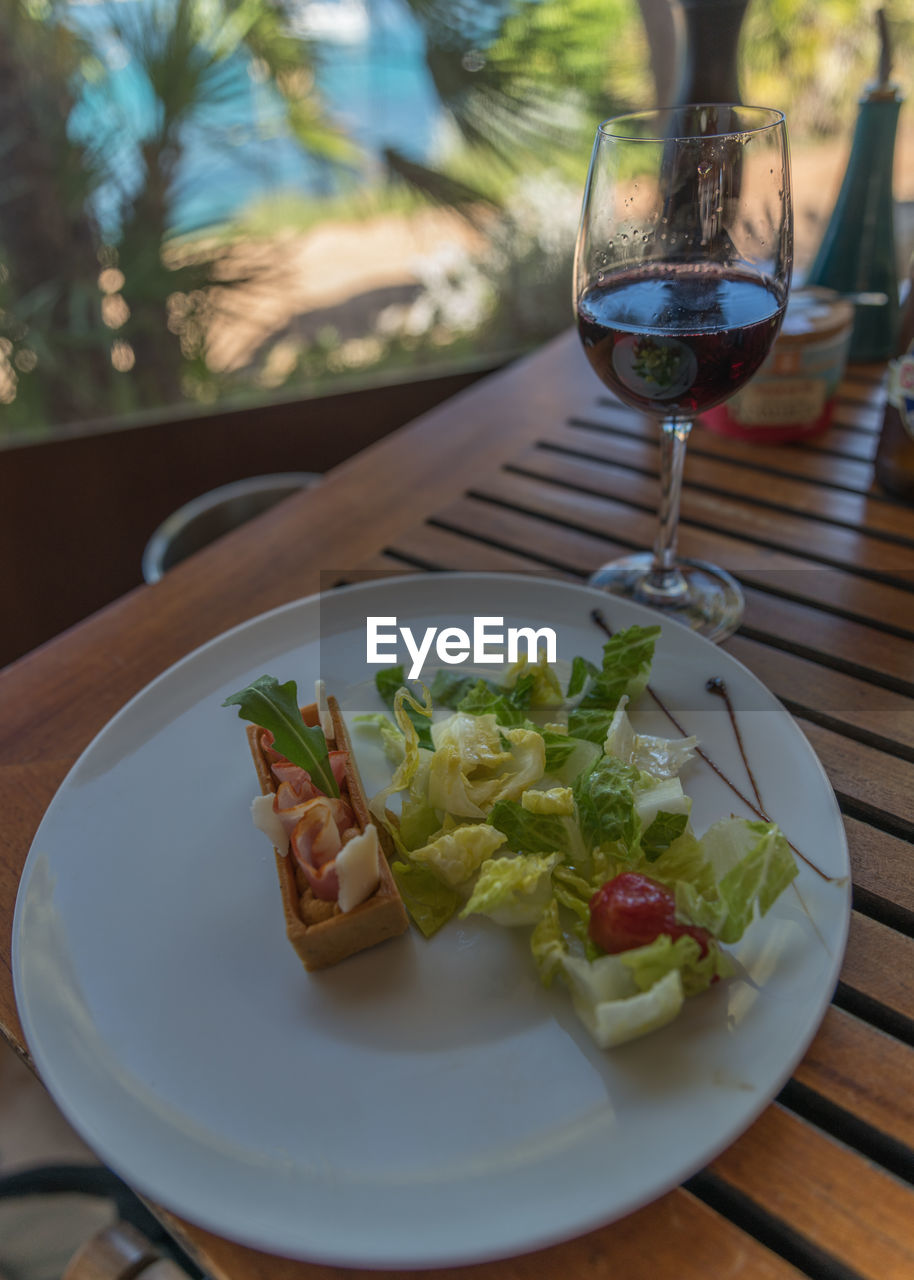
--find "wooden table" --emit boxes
[2,331,913,1280]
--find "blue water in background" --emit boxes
[66,0,446,235]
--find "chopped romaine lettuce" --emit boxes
[604,695,698,777]
[427,745,489,819]
[488,798,572,856]
[428,668,482,708]
[376,664,408,707]
[398,785,441,851]
[362,624,799,1053]
[543,731,601,783]
[562,955,685,1048]
[505,651,564,707]
[456,675,534,724]
[427,718,547,817]
[641,809,691,861]
[521,786,574,816]
[353,711,405,765]
[676,818,798,944]
[567,625,661,742]
[530,899,567,986]
[460,853,560,926]
[633,774,691,839]
[430,712,509,768]
[573,755,640,852]
[374,666,434,749]
[391,860,461,937]
[619,932,734,997]
[566,655,599,699]
[368,685,432,829]
[409,823,508,888]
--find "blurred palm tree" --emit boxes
[4,0,905,432]
[383,0,650,205]
[0,2,114,424]
[0,0,354,428]
[104,0,359,403]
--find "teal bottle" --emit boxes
[806,13,903,361]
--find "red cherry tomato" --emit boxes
[588,871,711,957]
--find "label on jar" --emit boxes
[886,353,914,440]
[730,377,827,427]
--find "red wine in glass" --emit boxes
[573,105,793,641]
[577,264,786,416]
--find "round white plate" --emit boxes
[13,573,850,1268]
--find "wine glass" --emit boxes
[574,104,793,641]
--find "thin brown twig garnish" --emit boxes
[706,676,764,811]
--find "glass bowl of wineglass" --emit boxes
[574,104,793,641]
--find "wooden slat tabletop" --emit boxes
[1,330,913,1280]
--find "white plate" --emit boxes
[13,573,850,1268]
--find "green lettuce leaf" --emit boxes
[427,744,489,818]
[564,707,619,745]
[629,829,717,898]
[675,818,799,945]
[542,730,601,782]
[427,717,546,817]
[409,823,508,888]
[632,775,692,864]
[368,684,433,827]
[223,674,339,797]
[353,712,405,765]
[488,798,571,855]
[375,664,407,707]
[604,695,698,778]
[560,952,685,1048]
[521,786,574,816]
[641,810,690,861]
[530,899,567,986]
[398,790,442,851]
[568,625,661,742]
[504,652,564,707]
[391,860,461,938]
[430,712,511,769]
[573,755,640,851]
[618,932,734,997]
[429,669,481,708]
[456,674,534,724]
[531,901,726,1048]
[596,623,661,703]
[374,666,434,749]
[460,853,560,926]
[566,655,599,699]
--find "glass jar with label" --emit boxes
[700,288,855,443]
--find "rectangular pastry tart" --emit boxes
[246,693,409,971]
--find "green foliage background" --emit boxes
[0,0,910,438]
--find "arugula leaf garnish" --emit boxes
[223,674,339,798]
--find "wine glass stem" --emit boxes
[646,415,692,601]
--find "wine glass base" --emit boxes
[589,553,743,643]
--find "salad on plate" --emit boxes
[356,623,799,1049]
